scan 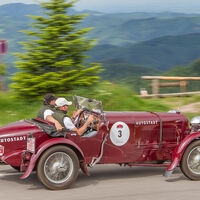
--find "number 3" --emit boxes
[118,130,122,138]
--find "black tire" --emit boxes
[11,166,20,171]
[181,140,200,180]
[37,145,79,190]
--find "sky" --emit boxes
[1,0,200,13]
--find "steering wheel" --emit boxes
[74,109,88,128]
[74,109,100,131]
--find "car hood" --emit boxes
[104,111,187,124]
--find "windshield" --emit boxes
[73,96,103,114]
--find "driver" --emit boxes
[53,97,94,136]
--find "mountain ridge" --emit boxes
[1,3,200,77]
[88,33,200,70]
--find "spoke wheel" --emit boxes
[181,140,200,180]
[37,145,79,190]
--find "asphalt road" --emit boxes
[0,164,199,200]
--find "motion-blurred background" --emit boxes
[1,0,200,124]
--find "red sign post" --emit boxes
[0,40,7,54]
[0,40,7,91]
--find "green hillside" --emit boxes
[101,61,160,80]
[99,61,161,93]
[84,16,200,46]
[160,59,200,93]
[88,33,200,71]
[1,3,200,84]
[2,4,200,46]
[166,59,200,77]
[1,3,200,51]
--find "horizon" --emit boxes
[1,0,200,14]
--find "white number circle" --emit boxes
[110,122,130,146]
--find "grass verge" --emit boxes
[0,82,170,126]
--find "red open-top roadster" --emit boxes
[0,95,200,190]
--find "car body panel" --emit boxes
[0,98,195,181]
[165,131,200,173]
[21,137,86,179]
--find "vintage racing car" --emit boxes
[0,95,200,190]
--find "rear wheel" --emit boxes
[181,140,200,180]
[37,145,79,190]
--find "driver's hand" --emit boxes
[55,121,64,131]
[77,109,83,115]
[87,115,94,123]
[72,109,83,119]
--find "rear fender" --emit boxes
[20,138,87,179]
[164,132,200,176]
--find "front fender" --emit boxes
[164,131,200,177]
[20,138,86,179]
[1,149,24,167]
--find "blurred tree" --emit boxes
[11,0,102,99]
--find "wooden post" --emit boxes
[152,79,159,97]
[180,80,187,93]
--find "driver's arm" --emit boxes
[44,109,63,131]
[64,115,93,136]
[72,115,94,136]
[72,122,89,136]
[46,116,63,131]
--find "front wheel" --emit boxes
[11,166,20,171]
[181,140,200,180]
[37,145,79,190]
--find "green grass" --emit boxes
[0,92,41,126]
[0,82,170,126]
[151,95,200,108]
[148,95,200,120]
[70,82,169,112]
[1,82,200,126]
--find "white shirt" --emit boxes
[63,117,75,130]
[44,109,75,130]
[44,109,54,120]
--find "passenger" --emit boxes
[53,97,94,136]
[37,94,63,131]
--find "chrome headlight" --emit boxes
[190,116,200,132]
[191,116,200,125]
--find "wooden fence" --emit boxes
[140,76,200,98]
